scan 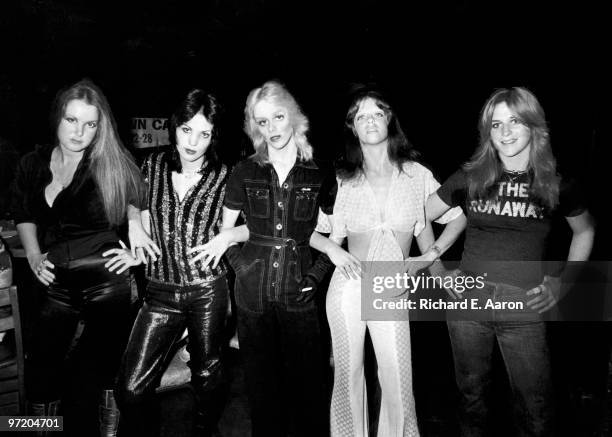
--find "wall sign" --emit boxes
[131,117,169,148]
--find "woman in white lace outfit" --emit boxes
[312,85,465,437]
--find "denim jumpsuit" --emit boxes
[224,157,335,437]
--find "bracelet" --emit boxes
[427,244,442,259]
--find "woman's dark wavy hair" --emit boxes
[168,89,223,172]
[464,86,560,210]
[337,85,419,181]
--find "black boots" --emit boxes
[99,389,120,437]
[28,400,61,436]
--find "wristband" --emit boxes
[427,244,441,259]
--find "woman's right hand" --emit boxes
[27,252,55,286]
[327,244,361,280]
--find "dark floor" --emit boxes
[157,325,612,437]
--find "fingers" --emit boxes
[528,294,555,312]
[348,254,362,275]
[104,254,124,269]
[444,287,461,300]
[189,247,224,268]
[337,262,361,280]
[136,247,147,265]
[526,284,543,296]
[200,253,215,269]
[340,255,361,280]
[34,266,54,285]
[43,259,55,269]
[190,251,209,264]
[142,244,158,261]
[150,241,161,256]
[115,263,130,274]
[526,284,556,313]
[102,248,123,257]
[36,275,50,286]
[40,269,55,283]
[187,245,207,255]
[107,259,133,274]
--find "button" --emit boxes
[271,282,276,287]
[278,201,283,208]
[275,245,281,250]
[273,262,279,268]
[283,183,289,189]
[276,223,282,230]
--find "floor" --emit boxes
[157,323,612,437]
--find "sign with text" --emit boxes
[131,117,169,148]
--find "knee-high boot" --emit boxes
[99,389,120,437]
[194,385,227,437]
[27,400,61,436]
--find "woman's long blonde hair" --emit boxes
[52,79,144,225]
[464,87,560,209]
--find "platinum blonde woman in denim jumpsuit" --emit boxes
[191,81,341,437]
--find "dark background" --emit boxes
[2,0,609,256]
[1,0,608,178]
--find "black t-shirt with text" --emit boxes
[437,169,585,289]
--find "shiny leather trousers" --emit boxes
[115,277,228,437]
[26,251,133,403]
[26,250,133,436]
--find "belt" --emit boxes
[248,233,309,248]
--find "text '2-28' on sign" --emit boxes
[131,117,169,149]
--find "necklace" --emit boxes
[504,169,528,182]
[181,170,200,179]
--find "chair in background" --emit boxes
[0,285,26,414]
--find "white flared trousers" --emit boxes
[327,270,420,437]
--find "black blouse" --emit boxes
[10,144,145,265]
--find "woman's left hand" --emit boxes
[526,275,561,313]
[128,220,161,264]
[103,241,142,274]
[188,232,231,269]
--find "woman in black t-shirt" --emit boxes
[12,79,145,435]
[425,87,594,436]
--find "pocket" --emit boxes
[225,245,244,272]
[293,186,319,221]
[235,258,265,312]
[288,260,302,283]
[246,187,270,219]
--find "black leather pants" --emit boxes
[115,277,228,437]
[26,248,133,403]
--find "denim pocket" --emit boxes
[235,258,265,313]
[288,260,302,282]
[246,187,270,219]
[293,185,319,221]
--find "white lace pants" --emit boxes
[327,270,420,437]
